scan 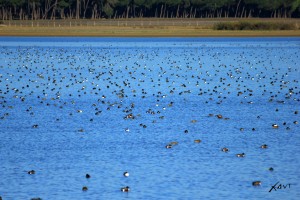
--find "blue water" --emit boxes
[0,37,299,200]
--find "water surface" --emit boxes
[0,37,299,200]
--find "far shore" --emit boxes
[1,18,300,37]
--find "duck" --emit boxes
[121,186,130,192]
[82,186,88,191]
[260,144,268,149]
[194,139,201,143]
[221,147,229,152]
[236,153,245,157]
[269,167,274,171]
[123,172,129,177]
[252,181,261,186]
[32,124,38,128]
[165,144,172,149]
[78,128,84,132]
[272,124,279,128]
[125,113,134,119]
[216,114,223,119]
[86,174,91,179]
[28,170,35,175]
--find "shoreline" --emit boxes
[1,19,300,37]
[1,27,300,37]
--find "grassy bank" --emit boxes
[1,26,300,37]
[1,18,300,37]
[214,21,299,30]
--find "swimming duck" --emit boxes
[166,144,172,149]
[123,172,129,177]
[28,170,35,175]
[121,186,130,192]
[260,144,268,149]
[194,139,201,143]
[272,124,279,128]
[269,167,274,171]
[252,181,261,186]
[236,153,245,157]
[169,141,178,146]
[125,113,134,119]
[221,147,229,152]
[216,114,223,119]
[82,186,88,191]
[86,174,91,179]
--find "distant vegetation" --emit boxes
[214,21,299,30]
[1,0,300,20]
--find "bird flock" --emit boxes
[0,38,299,199]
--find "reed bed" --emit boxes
[214,21,299,30]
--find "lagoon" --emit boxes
[0,37,300,200]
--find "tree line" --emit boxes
[1,0,300,20]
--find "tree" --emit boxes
[1,0,300,20]
[57,0,69,19]
[291,0,300,17]
[103,0,117,18]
